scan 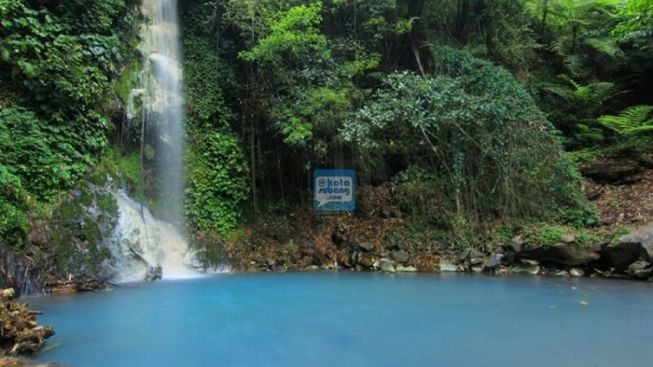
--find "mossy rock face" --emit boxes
[48,181,119,281]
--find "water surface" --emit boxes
[31,273,653,367]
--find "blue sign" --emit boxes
[313,169,356,212]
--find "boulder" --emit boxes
[580,159,641,183]
[439,260,459,272]
[569,268,585,277]
[483,253,504,271]
[620,223,653,259]
[396,265,418,272]
[627,261,652,280]
[516,244,600,267]
[468,249,486,266]
[503,236,524,253]
[511,264,540,275]
[598,242,647,271]
[391,250,409,264]
[379,258,396,273]
[145,266,163,282]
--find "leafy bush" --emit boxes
[343,47,589,225]
[186,132,249,235]
[0,165,28,248]
[0,107,87,200]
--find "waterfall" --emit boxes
[111,191,199,282]
[142,0,185,223]
[110,0,202,282]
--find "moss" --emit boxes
[90,147,142,197]
[112,60,142,104]
[48,182,119,276]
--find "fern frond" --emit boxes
[598,105,653,135]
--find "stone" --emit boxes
[358,242,375,252]
[391,250,409,263]
[145,265,163,282]
[483,253,504,271]
[503,236,524,252]
[627,261,652,279]
[516,244,600,267]
[620,223,653,259]
[569,268,585,277]
[439,260,459,272]
[580,159,641,183]
[561,233,576,244]
[511,264,540,275]
[469,249,486,266]
[599,242,646,271]
[396,265,418,272]
[379,258,396,273]
[553,270,570,277]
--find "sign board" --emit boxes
[313,169,356,212]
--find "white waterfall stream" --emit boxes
[110,0,204,282]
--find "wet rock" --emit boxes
[483,253,504,271]
[511,264,540,275]
[145,266,163,282]
[504,236,524,253]
[396,265,418,272]
[516,244,600,267]
[439,260,459,272]
[379,258,396,273]
[569,268,585,277]
[599,242,647,271]
[620,223,653,259]
[468,249,486,266]
[627,261,652,279]
[553,270,570,277]
[391,250,409,264]
[358,242,375,252]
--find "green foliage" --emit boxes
[533,225,564,245]
[0,107,87,200]
[0,165,28,248]
[183,34,235,124]
[181,1,248,236]
[343,47,588,224]
[0,0,138,204]
[611,0,653,48]
[186,132,249,235]
[239,3,329,63]
[598,105,653,136]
